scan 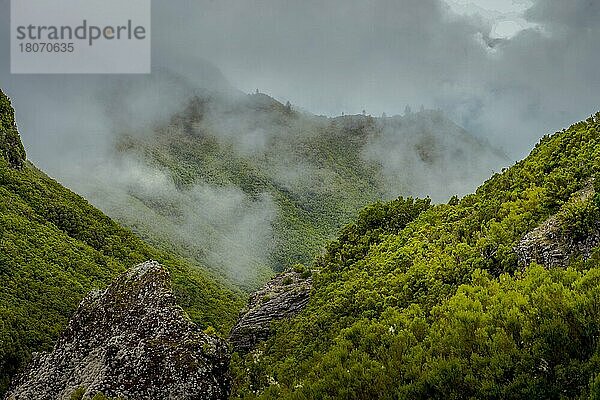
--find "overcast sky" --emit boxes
[1,0,599,162]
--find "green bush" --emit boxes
[69,387,85,400]
[594,176,600,208]
[231,114,600,399]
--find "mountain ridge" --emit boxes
[0,89,244,396]
[230,113,600,399]
[7,86,599,399]
[74,89,508,290]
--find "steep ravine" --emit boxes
[0,88,244,397]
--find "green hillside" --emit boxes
[86,92,505,289]
[0,90,244,395]
[231,114,600,399]
[0,93,26,169]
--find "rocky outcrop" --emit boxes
[4,261,230,400]
[230,270,313,353]
[515,185,600,269]
[0,90,26,169]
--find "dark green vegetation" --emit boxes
[231,114,600,399]
[102,93,504,289]
[0,90,26,168]
[0,90,244,395]
[118,97,383,275]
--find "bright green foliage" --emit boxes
[558,188,600,242]
[0,93,244,394]
[69,388,122,400]
[231,114,600,399]
[317,197,432,272]
[0,91,26,168]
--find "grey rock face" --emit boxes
[515,186,600,269]
[230,270,312,353]
[5,261,230,400]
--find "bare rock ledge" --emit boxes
[230,270,313,353]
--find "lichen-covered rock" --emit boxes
[515,185,600,269]
[0,90,26,169]
[4,261,230,400]
[230,270,312,353]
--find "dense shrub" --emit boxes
[232,114,600,399]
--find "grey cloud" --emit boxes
[64,154,276,287]
[2,0,599,161]
[362,111,506,201]
[525,0,600,29]
[147,0,598,159]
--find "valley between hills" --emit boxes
[2,86,600,399]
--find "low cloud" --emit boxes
[362,111,506,201]
[65,154,277,287]
[0,0,597,284]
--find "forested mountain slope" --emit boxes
[231,114,600,399]
[0,89,244,395]
[83,91,506,289]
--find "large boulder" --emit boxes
[230,270,312,353]
[515,184,600,269]
[5,261,230,400]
